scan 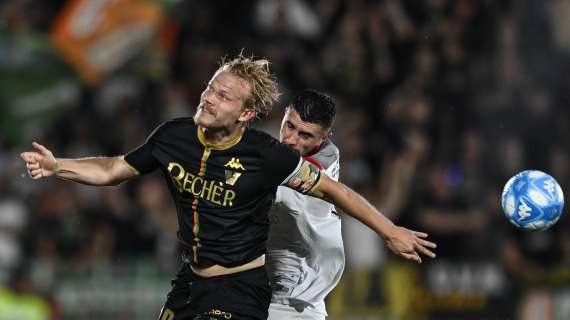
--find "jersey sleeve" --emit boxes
[123,124,163,175]
[263,139,322,195]
[281,158,322,194]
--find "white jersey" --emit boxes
[266,140,345,316]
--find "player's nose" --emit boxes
[282,133,297,146]
[202,89,216,105]
[203,94,214,106]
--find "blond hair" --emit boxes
[218,53,280,119]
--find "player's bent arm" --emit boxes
[55,156,137,186]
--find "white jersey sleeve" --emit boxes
[266,140,345,316]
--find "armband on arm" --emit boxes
[282,159,322,194]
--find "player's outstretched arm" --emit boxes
[20,142,137,186]
[309,174,436,264]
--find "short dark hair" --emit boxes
[289,89,336,131]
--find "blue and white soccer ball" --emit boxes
[501,170,564,231]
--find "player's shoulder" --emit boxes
[244,128,300,165]
[312,140,339,170]
[160,117,196,130]
[151,117,196,137]
[243,127,281,147]
[320,140,339,158]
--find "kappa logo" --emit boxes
[224,157,245,170]
[518,199,532,220]
[544,180,556,194]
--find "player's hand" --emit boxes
[385,226,436,264]
[20,142,57,179]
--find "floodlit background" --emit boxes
[1,0,569,319]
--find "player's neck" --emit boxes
[199,125,244,147]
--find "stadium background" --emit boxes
[0,0,569,319]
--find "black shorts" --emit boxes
[157,263,271,320]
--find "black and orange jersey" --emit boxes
[124,118,322,267]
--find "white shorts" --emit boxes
[267,302,326,320]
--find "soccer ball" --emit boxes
[501,170,564,231]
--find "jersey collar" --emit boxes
[308,139,328,157]
[197,127,245,150]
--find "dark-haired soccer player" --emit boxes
[267,90,342,320]
[21,54,436,320]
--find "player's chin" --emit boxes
[194,113,214,127]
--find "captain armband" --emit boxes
[283,160,322,194]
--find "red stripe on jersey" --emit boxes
[303,156,324,171]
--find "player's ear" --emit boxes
[239,108,256,123]
[320,130,332,143]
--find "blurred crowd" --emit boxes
[1,0,570,319]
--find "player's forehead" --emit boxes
[284,107,326,133]
[209,69,251,98]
